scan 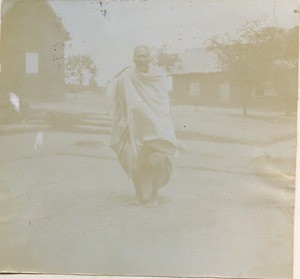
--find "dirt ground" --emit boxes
[0,99,296,278]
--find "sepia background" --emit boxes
[0,0,298,278]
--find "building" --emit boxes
[171,48,231,106]
[0,0,71,100]
[171,48,284,110]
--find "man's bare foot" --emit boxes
[131,195,141,206]
[145,197,158,208]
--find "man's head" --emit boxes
[133,45,151,72]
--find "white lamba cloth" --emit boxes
[107,66,178,159]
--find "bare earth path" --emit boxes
[0,126,294,278]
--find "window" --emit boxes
[25,52,39,73]
[189,82,200,96]
[219,81,230,105]
[264,81,277,96]
[254,87,264,97]
[253,82,276,97]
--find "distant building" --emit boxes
[0,0,71,100]
[171,48,231,106]
[171,48,282,109]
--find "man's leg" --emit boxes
[145,184,158,208]
[146,151,170,207]
[139,170,154,204]
[131,174,142,206]
[117,139,143,206]
[137,145,172,207]
[145,151,168,208]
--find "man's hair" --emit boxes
[133,45,151,57]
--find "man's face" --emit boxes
[133,48,151,67]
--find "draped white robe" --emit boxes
[107,66,177,192]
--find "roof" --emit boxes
[1,1,14,15]
[1,0,71,40]
[172,48,222,75]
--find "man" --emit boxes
[107,45,177,207]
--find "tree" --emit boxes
[152,45,182,73]
[65,55,98,86]
[272,26,298,115]
[207,21,298,115]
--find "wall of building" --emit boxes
[0,1,67,100]
[172,72,295,112]
[172,72,226,105]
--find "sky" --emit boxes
[47,0,299,84]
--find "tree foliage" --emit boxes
[207,20,298,114]
[65,55,98,86]
[152,45,182,73]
